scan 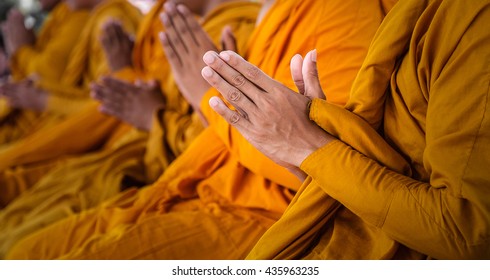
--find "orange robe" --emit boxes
[0,0,142,206]
[0,0,260,257]
[247,0,490,259]
[0,0,141,146]
[7,0,388,259]
[0,2,89,131]
[9,3,89,82]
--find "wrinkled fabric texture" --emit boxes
[0,3,89,133]
[7,0,387,260]
[0,0,260,258]
[0,0,142,207]
[9,3,90,82]
[247,0,490,260]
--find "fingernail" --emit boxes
[202,67,213,78]
[220,52,231,62]
[209,97,219,107]
[164,2,176,14]
[159,32,167,43]
[203,53,216,64]
[311,49,317,62]
[177,4,187,14]
[161,13,169,24]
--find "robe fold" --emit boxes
[0,0,141,147]
[9,3,90,82]
[247,0,490,259]
[0,0,142,207]
[0,0,260,258]
[0,3,89,128]
[6,0,389,260]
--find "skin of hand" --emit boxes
[0,77,47,111]
[201,50,336,176]
[0,48,8,77]
[100,19,134,72]
[1,9,35,55]
[159,2,236,124]
[90,76,165,131]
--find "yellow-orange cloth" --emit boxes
[7,0,388,259]
[0,0,260,258]
[9,3,90,82]
[0,0,142,206]
[247,0,490,259]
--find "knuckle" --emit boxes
[231,75,246,88]
[227,89,241,101]
[229,112,240,124]
[245,66,260,80]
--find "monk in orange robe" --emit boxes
[0,0,259,257]
[0,0,141,206]
[0,0,141,147]
[0,0,89,118]
[203,0,490,259]
[6,0,392,259]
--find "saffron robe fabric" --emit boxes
[0,0,142,206]
[247,0,490,259]
[0,0,141,147]
[6,0,389,259]
[0,0,260,257]
[0,2,89,130]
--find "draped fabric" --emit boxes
[0,0,260,258]
[248,0,490,259]
[6,0,389,260]
[0,0,142,207]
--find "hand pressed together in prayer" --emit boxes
[159,2,236,120]
[201,50,335,174]
[91,76,165,131]
[1,9,35,55]
[0,77,47,111]
[100,19,134,72]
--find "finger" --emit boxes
[101,76,135,93]
[176,4,211,46]
[203,52,268,107]
[104,20,118,45]
[208,96,248,127]
[290,54,305,95]
[159,31,183,67]
[302,49,325,100]
[220,26,237,52]
[90,83,124,109]
[139,79,159,90]
[218,50,278,93]
[201,65,255,120]
[168,3,198,48]
[113,21,129,46]
[99,104,123,119]
[161,4,187,53]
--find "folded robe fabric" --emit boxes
[0,3,89,130]
[247,0,490,259]
[0,0,141,146]
[6,0,391,260]
[0,0,142,207]
[0,0,260,258]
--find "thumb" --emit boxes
[220,26,237,52]
[290,54,305,95]
[303,49,325,100]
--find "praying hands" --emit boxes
[201,50,335,172]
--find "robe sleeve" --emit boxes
[300,7,490,259]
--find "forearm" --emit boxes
[301,139,490,259]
